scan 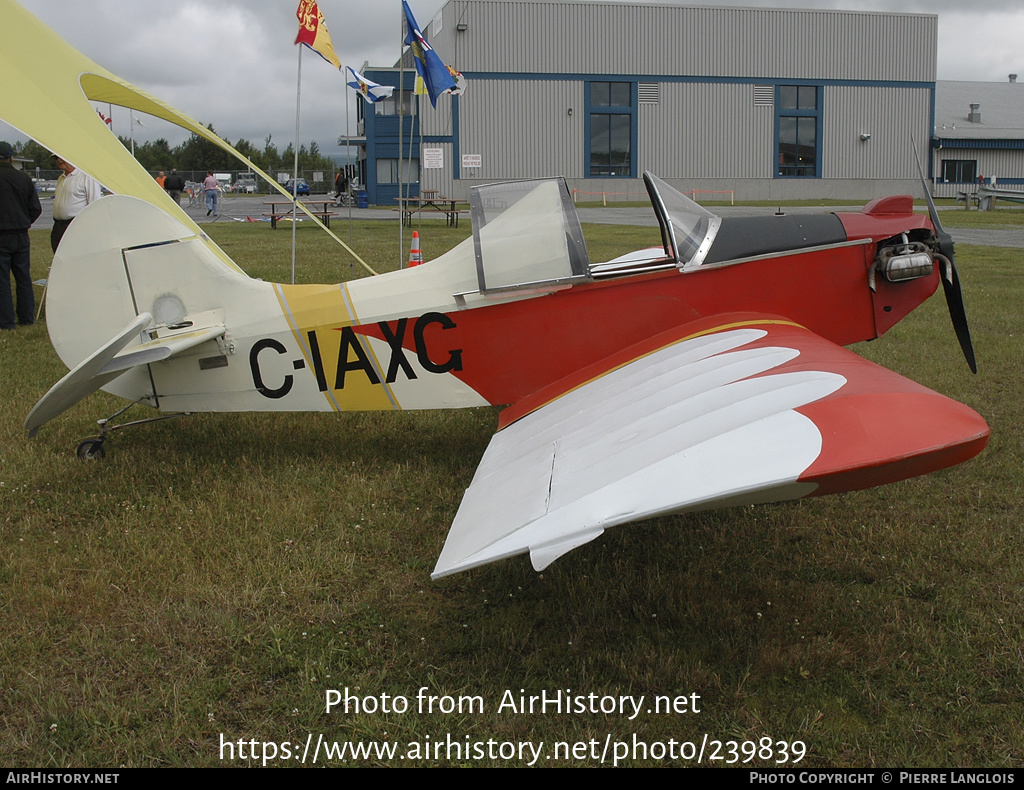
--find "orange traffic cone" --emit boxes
[408,231,423,267]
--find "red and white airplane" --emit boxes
[26,171,988,578]
[5,0,989,579]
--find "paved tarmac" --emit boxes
[31,192,1024,249]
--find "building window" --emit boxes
[376,158,419,184]
[941,159,977,183]
[374,90,414,116]
[587,81,634,177]
[592,81,631,108]
[776,85,820,178]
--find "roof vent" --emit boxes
[1010,74,1018,84]
[968,103,982,123]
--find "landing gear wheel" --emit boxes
[68,406,189,460]
[76,439,106,460]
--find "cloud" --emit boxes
[5,0,435,153]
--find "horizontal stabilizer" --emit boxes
[101,324,226,375]
[26,313,225,437]
[26,312,153,437]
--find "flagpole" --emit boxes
[398,10,405,270]
[291,44,302,285]
[415,91,422,236]
[398,1,458,268]
[345,94,353,245]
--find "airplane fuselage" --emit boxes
[36,192,939,435]
[236,204,937,421]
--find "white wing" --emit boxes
[432,323,989,579]
[433,327,844,577]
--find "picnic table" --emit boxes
[263,199,337,229]
[394,195,468,227]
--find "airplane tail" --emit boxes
[27,195,279,436]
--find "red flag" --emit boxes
[295,0,341,70]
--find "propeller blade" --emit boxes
[912,137,977,373]
[938,254,977,373]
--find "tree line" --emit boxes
[3,124,335,176]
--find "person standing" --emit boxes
[0,141,42,329]
[51,155,102,252]
[164,168,185,205]
[203,170,219,216]
[155,171,166,189]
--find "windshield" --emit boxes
[466,174,721,291]
[643,172,721,269]
[470,178,590,294]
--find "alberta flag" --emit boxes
[346,67,395,103]
[295,0,341,70]
[402,1,456,107]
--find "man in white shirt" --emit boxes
[202,170,219,216]
[51,156,102,252]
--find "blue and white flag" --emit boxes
[346,67,395,103]
[402,1,456,108]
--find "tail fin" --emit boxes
[29,195,271,434]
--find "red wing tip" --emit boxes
[800,387,989,495]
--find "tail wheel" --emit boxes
[76,439,106,460]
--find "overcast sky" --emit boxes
[3,0,1023,159]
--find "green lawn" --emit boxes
[0,217,1020,767]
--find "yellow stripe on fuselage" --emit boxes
[275,282,398,412]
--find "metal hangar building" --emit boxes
[931,77,1024,199]
[358,0,937,205]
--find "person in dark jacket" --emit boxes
[0,141,42,329]
[164,168,185,205]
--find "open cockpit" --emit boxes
[465,171,853,292]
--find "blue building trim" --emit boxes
[461,72,933,91]
[451,96,460,181]
[934,138,1024,150]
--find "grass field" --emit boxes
[1,209,1021,767]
